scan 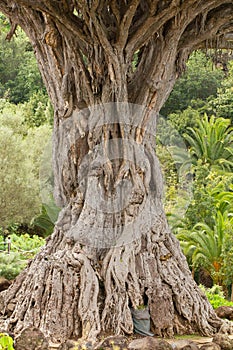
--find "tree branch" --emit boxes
[178,4,233,51]
[87,5,116,60]
[125,0,230,56]
[125,0,193,56]
[116,0,140,50]
[74,0,114,57]
[6,20,17,41]
[0,0,90,46]
[128,1,233,105]
[110,0,121,24]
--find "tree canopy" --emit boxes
[0,1,233,111]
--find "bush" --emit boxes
[200,284,233,309]
[0,252,26,280]
[0,234,45,280]
[0,100,52,228]
[9,233,45,255]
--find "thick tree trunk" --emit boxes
[0,103,223,342]
[0,0,232,344]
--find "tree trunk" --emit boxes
[0,0,231,344]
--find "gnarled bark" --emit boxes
[0,0,233,344]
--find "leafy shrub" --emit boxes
[0,333,14,350]
[0,103,52,229]
[22,91,53,127]
[200,284,233,309]
[0,252,27,280]
[9,233,45,254]
[0,234,45,280]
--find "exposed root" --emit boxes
[77,253,100,340]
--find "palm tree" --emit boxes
[211,188,233,214]
[177,211,231,286]
[184,115,233,172]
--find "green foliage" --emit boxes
[9,233,45,254]
[0,123,39,227]
[22,124,52,177]
[207,87,233,121]
[200,285,233,309]
[0,333,14,350]
[183,167,217,229]
[167,107,200,135]
[0,24,44,104]
[0,13,10,32]
[160,114,233,230]
[160,52,233,237]
[184,115,233,171]
[174,113,233,234]
[220,216,233,289]
[157,51,233,293]
[157,116,183,147]
[162,51,224,116]
[0,234,45,280]
[0,99,27,134]
[0,100,51,228]
[156,144,178,212]
[32,202,60,237]
[0,252,27,280]
[210,181,233,214]
[206,61,233,122]
[176,173,233,288]
[132,50,139,71]
[177,211,229,285]
[22,91,53,127]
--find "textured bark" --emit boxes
[0,0,233,344]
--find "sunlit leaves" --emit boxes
[184,115,233,171]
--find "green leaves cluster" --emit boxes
[32,201,60,236]
[0,252,27,280]
[200,285,233,309]
[162,50,233,135]
[0,234,45,280]
[206,61,233,122]
[178,211,232,286]
[0,333,14,350]
[184,115,233,171]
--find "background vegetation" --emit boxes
[0,17,52,280]
[160,50,233,299]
